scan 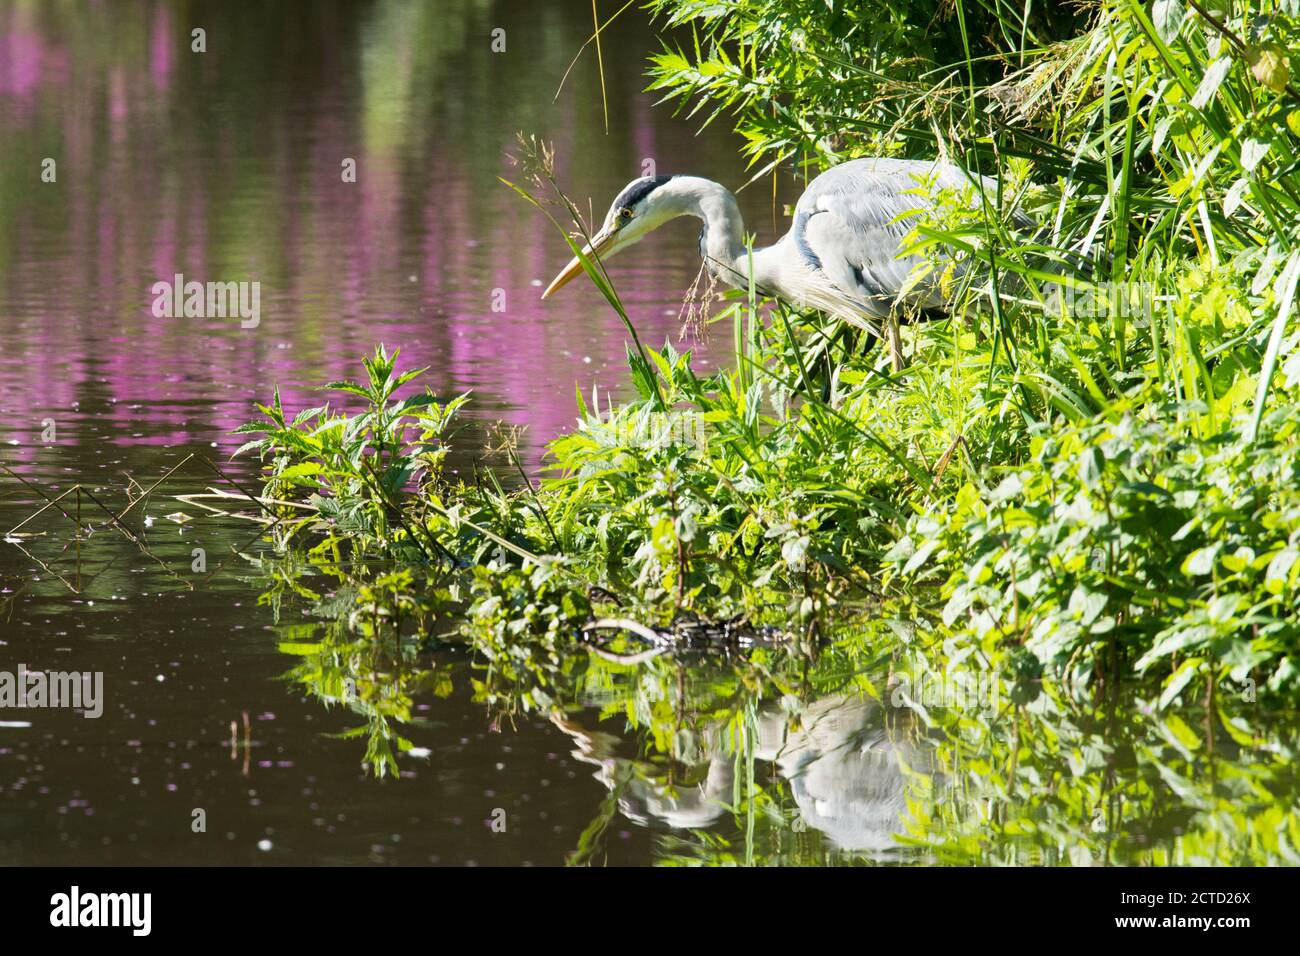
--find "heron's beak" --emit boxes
[541,227,616,299]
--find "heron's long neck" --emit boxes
[680,179,760,289]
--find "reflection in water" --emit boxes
[277,557,933,863]
[761,696,914,852]
[555,693,923,854]
[257,542,1300,866]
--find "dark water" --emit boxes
[0,0,826,866]
[3,1,1297,868]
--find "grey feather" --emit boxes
[791,157,1003,319]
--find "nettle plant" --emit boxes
[235,345,468,556]
[892,397,1300,707]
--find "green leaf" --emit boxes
[1159,657,1203,710]
[1246,250,1300,443]
[1181,544,1220,576]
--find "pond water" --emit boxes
[2,1,1297,867]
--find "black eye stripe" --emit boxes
[611,175,675,211]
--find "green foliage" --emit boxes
[234,344,469,557]
[896,396,1300,710]
[645,0,1088,169]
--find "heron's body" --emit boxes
[543,157,1009,341]
[699,158,992,324]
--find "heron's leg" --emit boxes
[883,307,946,373]
[885,312,906,374]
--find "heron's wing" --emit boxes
[794,159,997,317]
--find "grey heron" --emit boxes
[541,158,1019,367]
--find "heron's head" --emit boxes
[541,174,682,298]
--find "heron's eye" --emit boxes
[619,207,634,220]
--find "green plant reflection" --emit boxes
[249,552,1300,865]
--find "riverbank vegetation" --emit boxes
[231,1,1300,862]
